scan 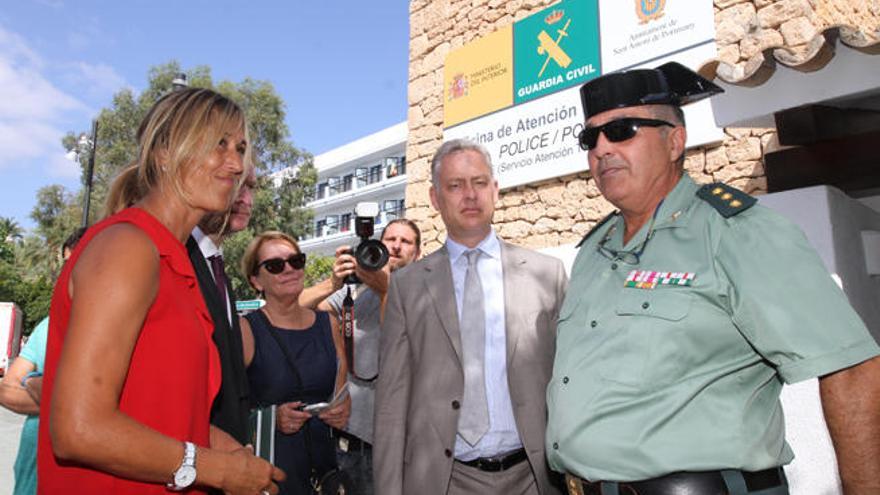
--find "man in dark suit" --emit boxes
[188,169,256,447]
[374,139,567,495]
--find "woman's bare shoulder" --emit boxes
[80,223,158,263]
[71,223,161,293]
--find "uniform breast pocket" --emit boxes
[597,290,694,389]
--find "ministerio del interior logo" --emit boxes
[635,0,666,24]
[513,0,600,105]
[448,73,469,101]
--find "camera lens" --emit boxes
[355,239,389,271]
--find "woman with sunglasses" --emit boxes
[240,231,350,494]
[38,88,284,494]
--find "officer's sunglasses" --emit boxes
[596,201,663,265]
[258,253,307,274]
[577,117,674,151]
[596,223,655,265]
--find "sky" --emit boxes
[0,1,410,230]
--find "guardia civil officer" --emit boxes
[546,62,880,495]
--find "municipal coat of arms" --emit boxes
[635,0,666,24]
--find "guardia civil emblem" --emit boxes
[635,0,666,24]
[536,9,571,78]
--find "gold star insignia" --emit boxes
[698,182,756,218]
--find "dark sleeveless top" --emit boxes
[246,309,337,494]
[38,207,220,494]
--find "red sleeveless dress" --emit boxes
[38,208,221,494]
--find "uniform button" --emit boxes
[590,320,598,328]
[611,263,618,270]
[563,376,569,384]
[553,442,559,450]
[451,400,460,410]
[444,449,452,458]
[642,302,650,309]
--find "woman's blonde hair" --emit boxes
[241,231,301,289]
[104,163,141,215]
[103,87,252,217]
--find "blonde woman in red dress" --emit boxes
[38,88,285,495]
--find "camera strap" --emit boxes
[341,286,378,382]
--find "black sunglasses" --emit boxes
[596,200,664,265]
[258,253,307,274]
[578,117,674,151]
[596,216,657,265]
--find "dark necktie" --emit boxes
[208,254,229,315]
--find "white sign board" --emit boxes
[443,0,723,190]
[599,0,717,73]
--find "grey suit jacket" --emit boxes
[374,239,567,495]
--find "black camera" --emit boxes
[344,202,389,284]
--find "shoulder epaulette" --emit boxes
[696,182,756,218]
[576,212,617,248]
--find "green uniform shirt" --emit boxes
[546,175,879,482]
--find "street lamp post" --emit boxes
[80,120,99,228]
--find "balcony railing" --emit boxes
[308,205,407,242]
[312,157,405,202]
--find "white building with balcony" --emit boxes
[297,121,408,256]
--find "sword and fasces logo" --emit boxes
[537,10,571,78]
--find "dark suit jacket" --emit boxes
[187,236,251,444]
[374,240,567,495]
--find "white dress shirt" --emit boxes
[192,226,232,325]
[446,230,522,460]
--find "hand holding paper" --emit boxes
[318,382,351,428]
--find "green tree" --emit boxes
[304,254,335,288]
[9,269,54,332]
[0,216,21,263]
[0,217,22,307]
[0,230,55,333]
[0,217,23,242]
[29,185,79,277]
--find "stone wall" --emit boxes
[406,0,858,253]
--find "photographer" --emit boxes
[300,218,422,495]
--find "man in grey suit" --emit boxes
[374,139,567,495]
